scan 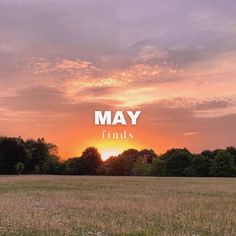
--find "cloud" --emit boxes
[25,57,98,76]
[78,86,121,97]
[0,0,236,156]
[1,86,68,113]
[138,99,236,152]
[0,85,117,119]
[155,97,234,111]
[183,132,200,136]
[140,97,236,119]
[194,99,234,111]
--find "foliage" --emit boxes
[131,156,152,176]
[209,150,236,177]
[65,147,103,175]
[161,148,192,176]
[64,157,84,175]
[15,162,25,175]
[0,137,30,174]
[0,136,61,174]
[0,136,235,176]
[151,158,167,176]
[184,155,210,177]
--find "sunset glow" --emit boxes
[0,0,236,159]
[100,149,121,161]
[90,139,141,160]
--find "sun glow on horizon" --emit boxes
[89,139,141,161]
[100,148,121,160]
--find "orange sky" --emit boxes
[0,1,236,160]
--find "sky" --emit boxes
[0,0,236,159]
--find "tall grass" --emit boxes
[0,176,235,235]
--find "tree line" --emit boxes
[0,136,236,177]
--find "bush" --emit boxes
[210,150,236,177]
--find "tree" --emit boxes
[96,165,108,175]
[25,138,60,174]
[151,158,167,176]
[131,156,152,176]
[118,149,140,175]
[0,137,30,174]
[161,148,192,176]
[105,149,141,176]
[226,146,236,165]
[184,155,210,176]
[80,147,103,175]
[15,162,25,175]
[105,156,124,175]
[46,155,63,174]
[64,157,84,175]
[201,150,214,159]
[210,150,236,177]
[139,149,158,163]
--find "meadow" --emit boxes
[0,176,235,236]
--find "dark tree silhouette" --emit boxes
[0,137,30,174]
[64,157,84,175]
[184,154,210,177]
[139,149,157,163]
[15,162,25,175]
[210,150,236,177]
[80,147,103,175]
[0,136,235,177]
[161,148,192,176]
[151,158,167,176]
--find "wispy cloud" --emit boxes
[183,132,200,136]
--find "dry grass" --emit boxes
[0,176,235,236]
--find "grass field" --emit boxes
[0,176,235,236]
